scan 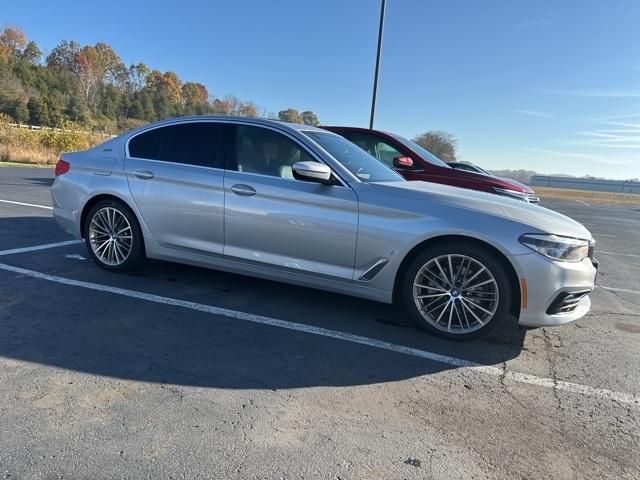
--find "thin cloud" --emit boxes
[525,148,634,166]
[600,121,640,129]
[523,148,596,159]
[547,89,640,98]
[557,139,640,150]
[578,131,640,141]
[515,110,554,118]
[592,112,640,121]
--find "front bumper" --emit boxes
[513,253,597,327]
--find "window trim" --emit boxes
[125,119,349,186]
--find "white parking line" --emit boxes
[0,261,637,407]
[0,199,53,210]
[599,251,640,258]
[599,285,640,295]
[575,200,591,206]
[0,240,82,256]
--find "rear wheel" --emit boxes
[399,242,512,340]
[84,199,144,272]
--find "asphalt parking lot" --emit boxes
[1,166,639,479]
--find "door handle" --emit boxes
[134,169,154,180]
[230,184,257,196]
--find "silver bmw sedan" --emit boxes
[51,116,597,340]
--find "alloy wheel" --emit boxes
[88,207,133,266]
[413,254,499,334]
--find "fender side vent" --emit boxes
[359,258,389,281]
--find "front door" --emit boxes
[223,124,358,281]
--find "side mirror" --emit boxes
[292,161,332,184]
[393,156,414,169]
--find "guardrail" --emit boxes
[4,123,116,138]
[531,175,640,194]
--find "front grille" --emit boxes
[546,290,591,315]
[526,193,540,203]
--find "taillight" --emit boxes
[55,159,70,176]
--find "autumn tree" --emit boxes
[238,102,258,117]
[181,82,209,112]
[412,131,457,161]
[0,24,319,132]
[0,26,27,61]
[72,43,124,104]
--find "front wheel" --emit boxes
[84,199,145,272]
[399,242,513,340]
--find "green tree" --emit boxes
[27,96,49,125]
[301,110,320,126]
[7,98,29,123]
[412,131,457,161]
[20,41,41,65]
[278,108,303,123]
[46,40,81,70]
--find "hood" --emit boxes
[371,181,592,240]
[449,167,534,193]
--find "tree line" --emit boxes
[0,26,320,133]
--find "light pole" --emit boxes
[369,0,386,129]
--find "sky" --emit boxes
[3,0,640,179]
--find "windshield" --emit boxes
[390,134,451,168]
[303,131,404,183]
[453,162,490,175]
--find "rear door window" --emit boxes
[129,122,225,169]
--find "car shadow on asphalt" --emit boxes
[23,177,55,186]
[0,216,527,389]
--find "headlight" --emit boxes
[519,234,590,262]
[492,187,529,202]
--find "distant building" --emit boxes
[531,175,640,194]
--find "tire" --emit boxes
[83,199,145,272]
[399,241,513,341]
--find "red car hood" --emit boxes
[447,168,535,193]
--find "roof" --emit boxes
[121,115,328,140]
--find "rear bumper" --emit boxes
[53,206,82,239]
[51,179,82,239]
[514,253,597,328]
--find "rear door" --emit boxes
[223,124,358,281]
[125,121,226,255]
